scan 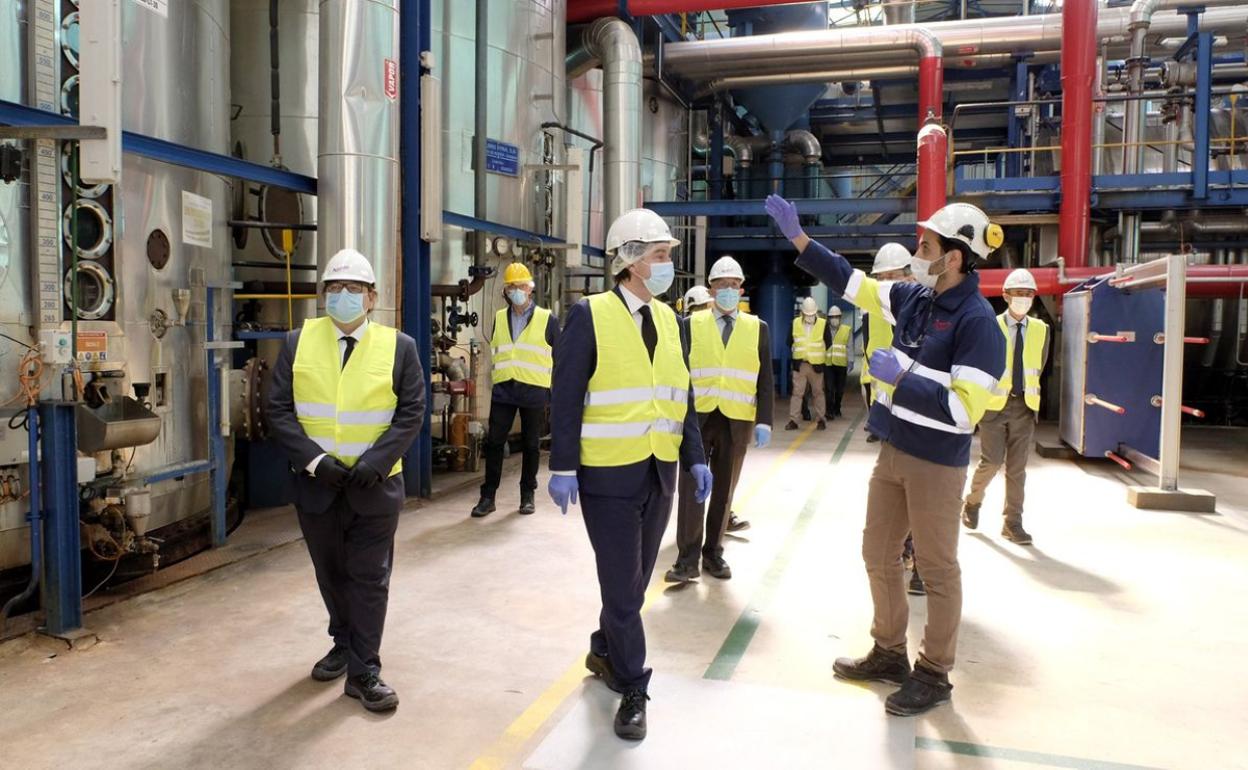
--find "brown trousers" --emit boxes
[863,442,968,673]
[965,395,1036,523]
[788,362,825,422]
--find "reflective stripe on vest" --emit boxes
[491,306,553,388]
[791,316,827,364]
[581,292,690,467]
[689,311,760,420]
[827,323,852,367]
[987,313,1047,412]
[292,316,402,475]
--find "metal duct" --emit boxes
[784,129,821,164]
[883,0,916,25]
[318,0,400,326]
[725,135,753,169]
[567,17,642,245]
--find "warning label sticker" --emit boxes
[181,191,213,248]
[384,59,398,101]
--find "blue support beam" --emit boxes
[0,99,317,194]
[401,0,433,498]
[1006,60,1029,178]
[1193,31,1213,199]
[39,403,80,636]
[646,197,914,217]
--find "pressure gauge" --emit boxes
[492,236,513,256]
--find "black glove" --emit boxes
[314,455,350,490]
[348,459,384,489]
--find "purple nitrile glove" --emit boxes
[764,194,803,240]
[868,349,905,386]
[548,474,579,515]
[691,463,713,504]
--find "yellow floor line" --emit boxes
[468,422,819,770]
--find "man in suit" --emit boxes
[666,255,773,584]
[267,248,425,713]
[548,208,712,741]
[471,261,560,518]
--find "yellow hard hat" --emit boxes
[503,262,533,284]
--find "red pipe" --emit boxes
[977,266,1248,299]
[915,55,947,226]
[1057,0,1098,268]
[568,0,809,23]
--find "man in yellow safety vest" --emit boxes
[471,262,560,518]
[267,248,425,713]
[962,268,1049,545]
[786,296,832,430]
[548,208,712,741]
[666,256,773,584]
[824,305,853,419]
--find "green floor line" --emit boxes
[914,738,1165,770]
[703,411,866,681]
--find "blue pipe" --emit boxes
[0,407,40,628]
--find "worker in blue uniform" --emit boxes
[767,195,1006,717]
[471,261,560,518]
[548,208,713,741]
[267,248,426,713]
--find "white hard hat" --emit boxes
[871,243,912,275]
[800,296,818,316]
[1003,268,1038,292]
[916,202,1004,259]
[683,285,712,309]
[708,255,745,282]
[321,248,377,285]
[605,208,681,255]
[829,306,843,317]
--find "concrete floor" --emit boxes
[2,400,1246,770]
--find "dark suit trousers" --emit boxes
[297,494,400,677]
[581,462,673,692]
[481,402,543,497]
[676,410,752,567]
[826,365,848,416]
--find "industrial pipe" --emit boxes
[1059,0,1098,269]
[567,18,643,251]
[784,129,821,164]
[976,265,1248,298]
[917,120,947,225]
[568,0,810,23]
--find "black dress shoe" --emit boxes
[585,652,623,693]
[884,663,952,716]
[664,562,700,583]
[785,420,799,431]
[866,433,880,443]
[344,673,399,712]
[726,513,750,532]
[908,570,927,596]
[471,497,496,518]
[833,644,911,686]
[311,646,349,681]
[614,689,649,740]
[816,420,827,430]
[519,491,536,515]
[703,556,732,580]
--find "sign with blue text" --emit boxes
[485,139,520,177]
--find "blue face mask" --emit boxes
[642,261,675,296]
[715,288,740,311]
[326,290,366,324]
[506,288,529,307]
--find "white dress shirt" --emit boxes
[715,306,739,339]
[618,284,648,330]
[306,319,370,474]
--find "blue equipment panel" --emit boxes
[484,139,520,177]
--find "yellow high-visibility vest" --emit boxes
[491,306,553,388]
[791,316,827,364]
[581,292,690,467]
[988,313,1048,412]
[828,323,852,367]
[860,310,895,392]
[293,316,402,476]
[690,310,760,421]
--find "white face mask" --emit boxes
[910,255,947,289]
[1009,296,1034,317]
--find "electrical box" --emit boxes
[564,147,584,268]
[78,0,123,184]
[39,330,74,364]
[420,71,443,242]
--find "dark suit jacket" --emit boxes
[550,289,706,499]
[680,313,775,427]
[267,323,426,517]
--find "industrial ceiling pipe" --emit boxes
[568,17,643,270]
[568,0,811,24]
[977,265,1248,298]
[1059,0,1098,269]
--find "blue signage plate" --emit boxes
[485,138,520,177]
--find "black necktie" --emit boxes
[721,315,734,346]
[342,336,357,369]
[1011,323,1024,396]
[638,305,657,361]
